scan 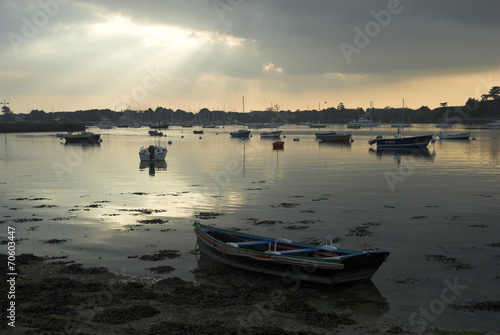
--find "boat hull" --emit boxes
[438,132,471,140]
[230,130,251,138]
[194,225,389,285]
[260,130,282,138]
[139,145,167,161]
[64,133,101,144]
[391,123,412,128]
[375,134,433,148]
[315,132,352,142]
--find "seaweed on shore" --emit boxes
[425,254,475,270]
[133,249,182,261]
[195,212,223,219]
[137,218,169,224]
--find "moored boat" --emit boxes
[309,123,328,128]
[486,120,500,128]
[194,222,390,285]
[438,132,471,140]
[150,124,169,129]
[390,122,412,128]
[348,117,375,128]
[230,129,251,138]
[260,130,282,138]
[193,130,204,134]
[148,130,164,136]
[63,131,101,144]
[369,130,433,148]
[435,123,455,128]
[139,145,167,161]
[272,141,284,149]
[315,131,352,142]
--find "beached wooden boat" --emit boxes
[194,222,390,285]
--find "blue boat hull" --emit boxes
[194,224,390,285]
[230,131,250,138]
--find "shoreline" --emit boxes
[1,254,497,335]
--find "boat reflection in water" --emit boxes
[139,160,167,176]
[194,252,389,315]
[369,147,435,167]
[318,141,352,148]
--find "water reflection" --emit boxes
[318,141,352,150]
[139,160,167,175]
[370,147,435,159]
[369,147,436,168]
[62,142,101,148]
[194,253,389,316]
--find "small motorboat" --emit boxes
[369,129,433,148]
[193,130,204,134]
[438,132,471,140]
[230,129,251,138]
[63,131,101,144]
[194,222,390,285]
[139,145,167,161]
[315,131,352,142]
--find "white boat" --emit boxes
[438,132,471,140]
[309,123,328,128]
[260,130,282,138]
[486,120,500,128]
[139,145,167,161]
[391,122,413,128]
[391,100,413,128]
[348,117,375,128]
[97,124,113,129]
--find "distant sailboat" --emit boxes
[391,99,412,128]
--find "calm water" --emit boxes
[1,124,499,331]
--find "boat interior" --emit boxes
[201,226,351,258]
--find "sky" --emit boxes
[1,0,499,114]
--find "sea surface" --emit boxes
[1,124,499,331]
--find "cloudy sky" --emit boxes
[1,0,499,114]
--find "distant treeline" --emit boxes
[2,97,499,125]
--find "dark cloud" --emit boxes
[0,0,498,112]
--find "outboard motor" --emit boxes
[148,145,155,160]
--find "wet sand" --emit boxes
[1,254,498,335]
